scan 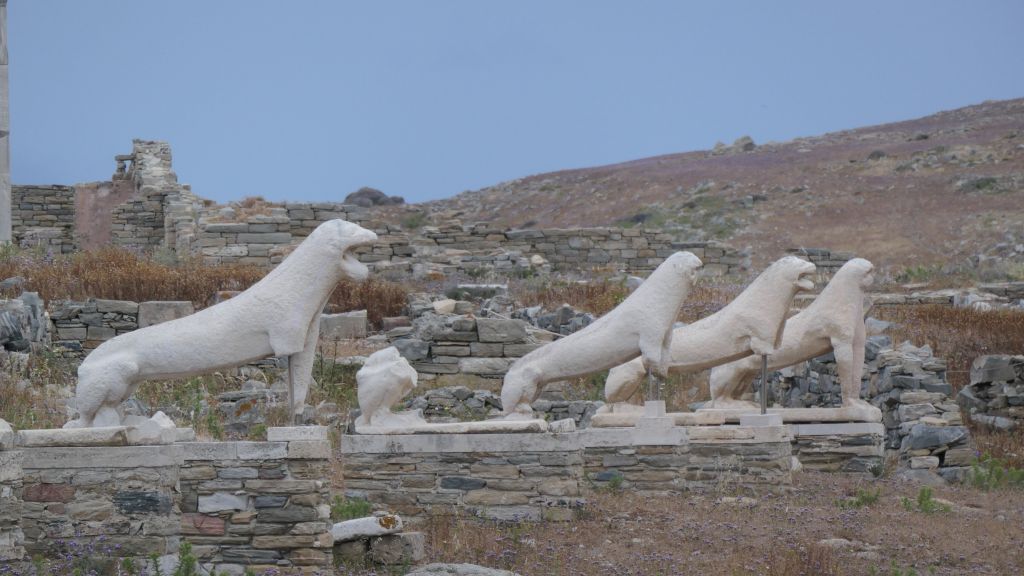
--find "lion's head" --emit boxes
[766,255,817,293]
[836,257,875,289]
[317,219,379,281]
[663,251,703,283]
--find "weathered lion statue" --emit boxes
[354,346,425,429]
[500,252,703,419]
[601,255,816,409]
[66,219,378,428]
[706,258,879,415]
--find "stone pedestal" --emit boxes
[342,432,584,523]
[19,444,182,567]
[0,420,23,562]
[178,427,333,572]
[10,426,335,572]
[789,423,886,473]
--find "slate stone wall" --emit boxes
[18,444,182,568]
[11,184,77,254]
[9,429,334,572]
[0,434,24,563]
[177,430,334,571]
[47,298,194,357]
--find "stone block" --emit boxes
[469,342,503,356]
[320,310,368,340]
[86,325,116,341]
[910,456,940,469]
[267,426,329,442]
[237,232,292,244]
[245,479,318,493]
[182,513,226,536]
[236,442,287,460]
[0,419,13,450]
[476,318,527,343]
[138,301,195,329]
[199,492,250,513]
[258,505,318,523]
[95,299,139,315]
[369,532,425,565]
[459,357,512,374]
[287,441,331,460]
[17,427,129,448]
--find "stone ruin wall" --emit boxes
[10,185,76,254]
[10,140,762,277]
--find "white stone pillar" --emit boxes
[0,0,10,243]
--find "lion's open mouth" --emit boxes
[341,230,377,280]
[342,249,369,280]
[797,269,816,291]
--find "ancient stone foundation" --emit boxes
[6,427,334,573]
[340,424,796,524]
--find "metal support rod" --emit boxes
[760,354,769,415]
[288,361,299,425]
[646,365,660,402]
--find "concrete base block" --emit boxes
[740,413,783,427]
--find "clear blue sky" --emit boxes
[10,1,1024,204]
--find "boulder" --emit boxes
[369,531,424,565]
[344,187,404,207]
[900,424,968,451]
[970,355,1016,384]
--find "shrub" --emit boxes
[837,487,881,509]
[968,453,1024,490]
[331,495,373,521]
[901,486,950,514]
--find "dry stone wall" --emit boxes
[0,421,24,563]
[958,354,1024,431]
[11,185,76,254]
[5,428,334,572]
[763,338,971,481]
[48,298,194,356]
[341,426,794,523]
[177,428,334,571]
[18,444,181,568]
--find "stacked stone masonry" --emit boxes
[177,429,334,572]
[0,422,24,563]
[763,338,971,481]
[18,444,181,568]
[390,314,542,388]
[48,298,194,356]
[958,354,1024,432]
[5,428,334,572]
[341,426,794,524]
[11,185,76,253]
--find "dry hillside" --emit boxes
[419,98,1024,271]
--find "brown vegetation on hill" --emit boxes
[424,98,1024,271]
[0,246,407,326]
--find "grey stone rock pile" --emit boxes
[958,354,1024,431]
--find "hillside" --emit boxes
[419,98,1024,271]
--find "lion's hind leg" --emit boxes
[73,354,140,428]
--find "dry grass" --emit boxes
[336,472,1024,576]
[875,305,1024,391]
[873,305,1024,463]
[0,245,408,325]
[0,245,265,307]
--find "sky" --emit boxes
[9,1,1024,204]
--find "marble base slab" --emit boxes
[17,427,130,447]
[697,405,883,423]
[590,411,727,428]
[354,418,550,435]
